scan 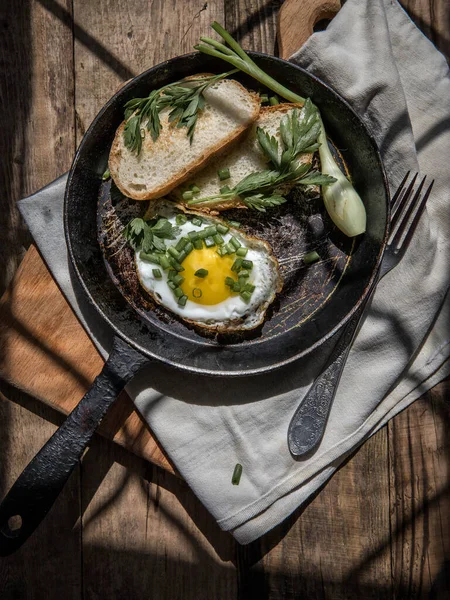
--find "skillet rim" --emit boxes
[64,50,390,377]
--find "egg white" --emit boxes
[135,209,282,330]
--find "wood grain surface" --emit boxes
[0,0,449,598]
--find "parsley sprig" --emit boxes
[188,99,336,212]
[123,217,179,252]
[123,70,237,155]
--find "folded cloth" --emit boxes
[18,0,450,544]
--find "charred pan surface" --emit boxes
[98,145,352,343]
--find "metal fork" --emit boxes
[288,172,434,457]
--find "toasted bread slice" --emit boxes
[170,104,313,212]
[109,76,260,201]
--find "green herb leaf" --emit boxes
[187,80,328,211]
[243,193,287,212]
[123,218,147,250]
[123,216,180,253]
[256,128,280,170]
[297,171,337,186]
[233,170,280,196]
[123,71,237,154]
[123,115,143,155]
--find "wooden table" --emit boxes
[0,1,449,598]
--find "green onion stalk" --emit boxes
[195,22,367,237]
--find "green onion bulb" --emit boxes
[318,118,366,237]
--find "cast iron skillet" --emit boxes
[0,52,389,554]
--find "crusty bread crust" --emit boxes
[109,76,260,201]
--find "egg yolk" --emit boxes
[180,248,235,305]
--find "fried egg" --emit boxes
[135,200,282,332]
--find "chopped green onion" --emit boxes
[232,258,243,272]
[260,94,269,104]
[173,274,184,286]
[190,184,201,194]
[240,291,252,303]
[232,281,241,292]
[152,268,162,279]
[236,247,248,257]
[194,269,208,279]
[223,243,234,254]
[140,252,160,264]
[188,231,200,241]
[174,287,184,298]
[303,250,320,264]
[231,463,243,485]
[102,168,110,181]
[159,255,170,270]
[216,246,227,256]
[218,168,230,181]
[192,217,203,227]
[168,281,176,290]
[168,269,177,281]
[193,239,203,250]
[176,214,187,226]
[244,283,255,293]
[204,236,215,248]
[217,223,229,235]
[175,237,188,252]
[229,236,241,250]
[269,95,279,105]
[178,250,187,263]
[195,268,208,278]
[199,226,217,239]
[168,257,184,272]
[167,246,180,260]
[219,185,231,194]
[184,242,194,255]
[182,190,194,201]
[178,295,188,307]
[242,259,253,270]
[213,233,224,245]
[238,269,249,278]
[228,220,241,228]
[192,288,202,298]
[204,225,217,237]
[225,276,235,287]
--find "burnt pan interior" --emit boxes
[65,52,389,375]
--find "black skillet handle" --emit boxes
[0,336,149,556]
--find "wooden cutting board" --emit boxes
[0,0,340,474]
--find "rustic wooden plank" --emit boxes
[278,0,341,59]
[74,0,226,142]
[0,4,81,598]
[388,383,450,599]
[80,435,237,599]
[0,392,82,600]
[236,432,392,600]
[400,0,450,58]
[0,244,174,472]
[224,0,283,53]
[0,0,75,295]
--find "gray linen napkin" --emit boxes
[18,0,450,544]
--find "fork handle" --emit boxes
[288,302,367,456]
